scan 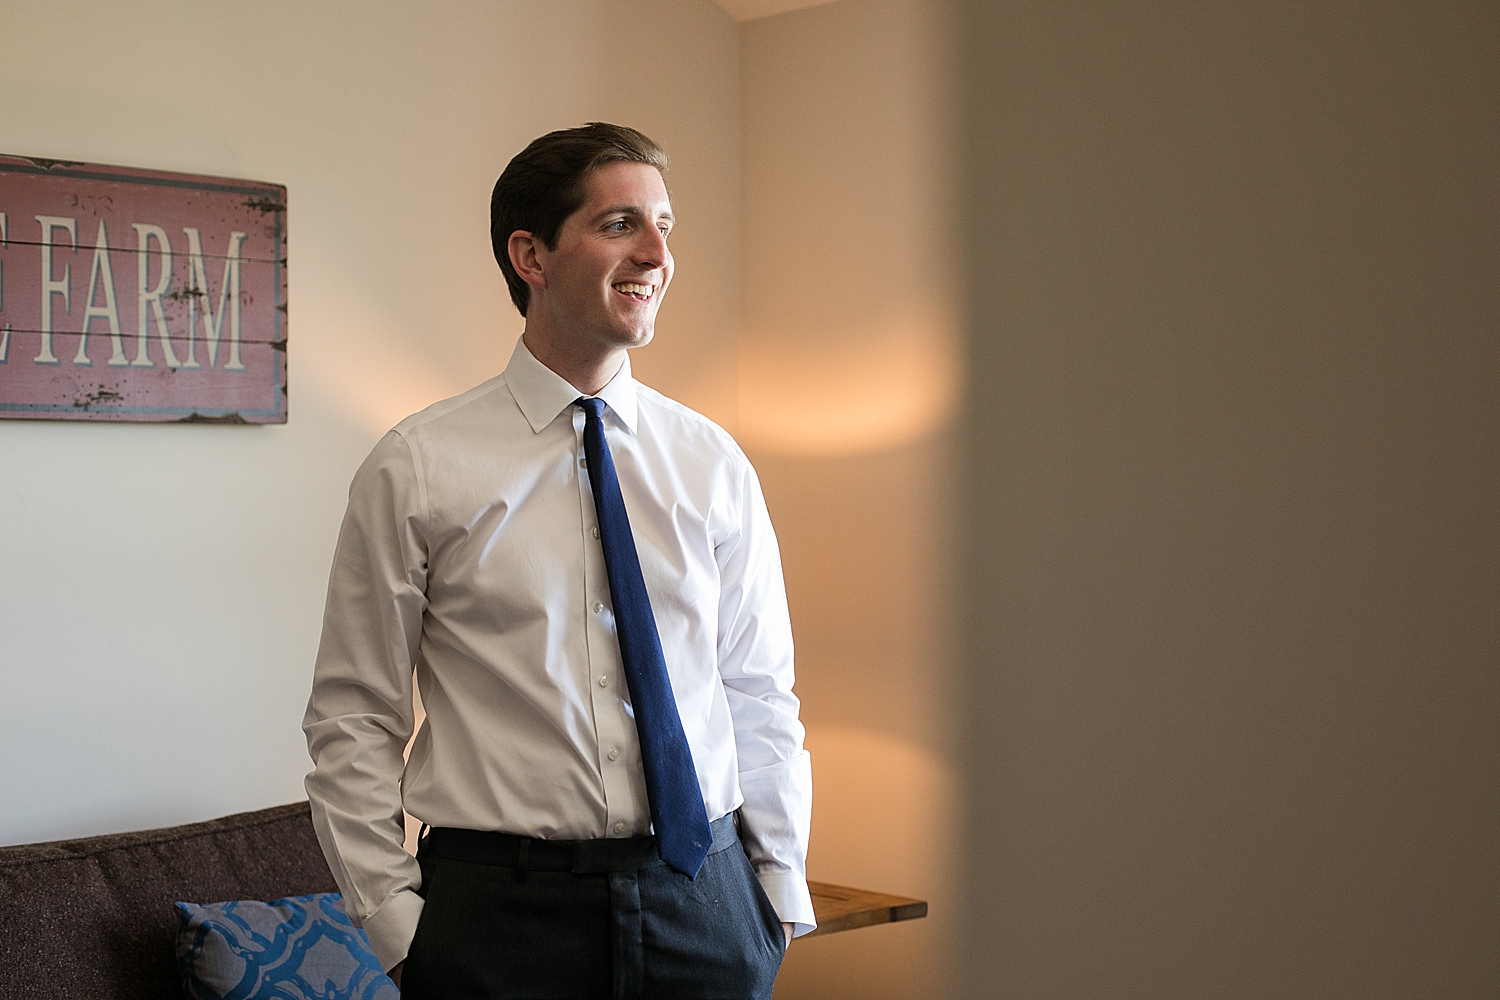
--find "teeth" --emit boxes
[613,282,653,296]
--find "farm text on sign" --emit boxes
[0,156,286,423]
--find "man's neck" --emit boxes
[521,329,627,397]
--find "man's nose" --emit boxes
[634,228,670,269]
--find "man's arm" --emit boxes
[303,430,430,973]
[715,455,817,938]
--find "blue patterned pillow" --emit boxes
[176,892,398,1000]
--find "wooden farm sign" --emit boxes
[0,155,286,422]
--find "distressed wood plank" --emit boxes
[0,155,286,422]
[806,879,928,937]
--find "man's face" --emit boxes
[534,160,674,355]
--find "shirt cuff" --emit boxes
[361,889,426,973]
[756,868,817,938]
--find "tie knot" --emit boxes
[575,396,606,422]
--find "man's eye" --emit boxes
[658,226,671,238]
[606,220,628,231]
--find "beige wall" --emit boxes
[959,2,1500,996]
[0,0,740,845]
[740,1,959,996]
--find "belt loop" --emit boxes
[515,838,531,882]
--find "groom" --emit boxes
[304,122,814,999]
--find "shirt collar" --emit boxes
[504,337,639,435]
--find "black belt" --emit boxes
[420,813,738,876]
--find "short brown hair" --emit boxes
[491,123,669,316]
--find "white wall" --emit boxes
[0,0,740,845]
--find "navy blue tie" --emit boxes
[576,397,712,878]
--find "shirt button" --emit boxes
[594,602,604,613]
[593,526,601,539]
[613,821,626,835]
[599,675,609,687]
[580,457,588,468]
[607,747,619,761]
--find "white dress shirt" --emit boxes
[303,339,814,971]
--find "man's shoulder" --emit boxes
[634,383,747,465]
[388,372,515,442]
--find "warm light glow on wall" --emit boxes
[737,311,960,457]
[802,724,955,884]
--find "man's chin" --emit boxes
[608,326,655,351]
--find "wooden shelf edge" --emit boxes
[803,879,929,938]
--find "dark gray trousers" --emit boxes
[400,815,786,1000]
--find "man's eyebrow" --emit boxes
[594,204,676,224]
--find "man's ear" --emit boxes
[508,230,547,291]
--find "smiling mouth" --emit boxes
[612,282,654,301]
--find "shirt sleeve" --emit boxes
[715,454,816,936]
[302,430,429,972]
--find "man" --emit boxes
[303,123,813,999]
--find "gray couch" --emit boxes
[0,802,339,1000]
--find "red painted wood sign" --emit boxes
[0,155,286,422]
